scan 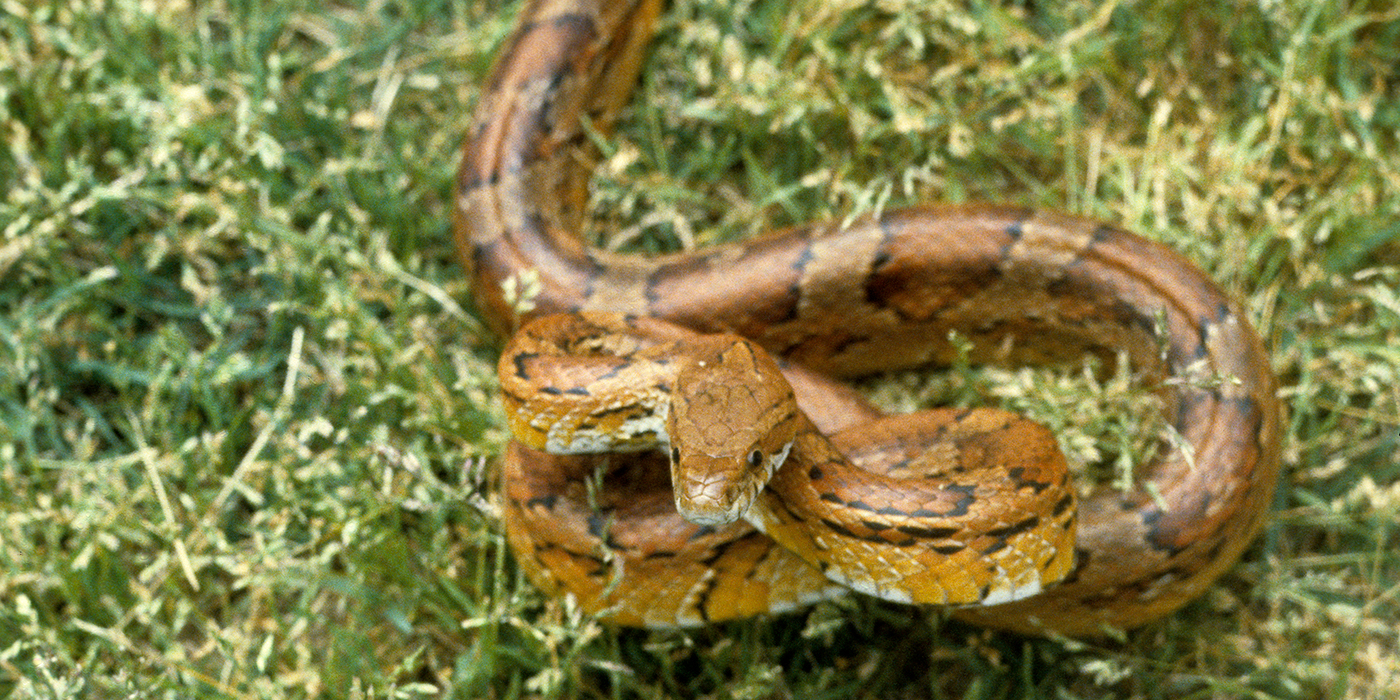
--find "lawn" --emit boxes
[1,0,1397,698]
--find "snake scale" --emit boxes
[456,0,1283,636]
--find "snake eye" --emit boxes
[670,446,681,464]
[747,450,763,468]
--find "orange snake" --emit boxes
[457,0,1283,635]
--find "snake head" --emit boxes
[666,336,799,526]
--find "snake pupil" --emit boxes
[748,450,763,468]
[670,446,680,464]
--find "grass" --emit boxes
[1,0,1397,697]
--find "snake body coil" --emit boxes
[459,0,1282,635]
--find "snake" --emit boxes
[497,310,1079,623]
[456,0,1283,636]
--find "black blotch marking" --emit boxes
[525,495,558,510]
[587,513,629,552]
[458,168,499,195]
[770,496,807,527]
[642,269,664,311]
[869,248,891,273]
[525,208,562,242]
[1195,316,1217,358]
[1229,393,1263,417]
[1205,536,1228,564]
[1005,218,1026,243]
[471,239,508,277]
[585,512,620,549]
[571,249,615,302]
[780,279,803,323]
[511,352,540,380]
[1159,566,1193,584]
[986,516,1040,540]
[696,538,737,568]
[895,524,962,539]
[1006,467,1054,495]
[594,358,636,383]
[939,483,978,518]
[820,518,867,541]
[1089,223,1120,245]
[578,552,611,578]
[1052,494,1074,517]
[848,499,877,513]
[861,221,899,306]
[694,584,716,623]
[1059,548,1092,585]
[589,402,645,420]
[517,13,596,45]
[499,385,537,405]
[1109,299,1162,341]
[1174,389,1214,430]
[1140,508,1180,554]
[482,13,584,92]
[1212,300,1233,324]
[792,238,816,274]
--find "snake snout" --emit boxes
[674,474,752,526]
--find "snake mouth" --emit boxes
[671,442,793,526]
[674,479,755,526]
[675,499,748,526]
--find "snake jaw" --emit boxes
[673,486,749,526]
[670,453,759,526]
[671,439,796,526]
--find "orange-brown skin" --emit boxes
[461,0,1283,635]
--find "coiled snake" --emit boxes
[457,0,1282,635]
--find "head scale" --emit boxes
[666,336,799,526]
